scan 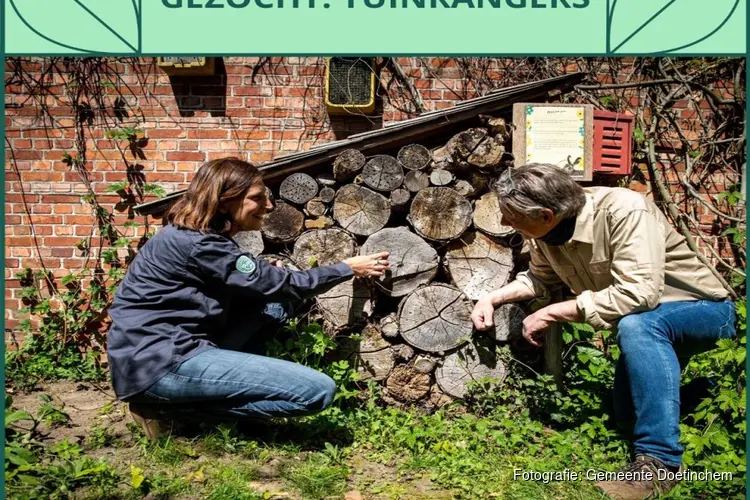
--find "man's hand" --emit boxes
[471,297,496,330]
[522,300,582,346]
[522,311,554,347]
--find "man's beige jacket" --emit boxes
[515,187,729,330]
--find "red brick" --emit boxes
[51,247,74,258]
[22,172,64,182]
[24,128,63,138]
[147,129,187,139]
[167,152,206,162]
[149,173,186,182]
[43,237,84,246]
[187,130,228,139]
[13,150,43,160]
[41,194,81,203]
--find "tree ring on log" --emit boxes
[389,189,411,212]
[398,283,474,353]
[336,325,394,382]
[403,171,430,193]
[318,186,336,204]
[261,201,304,243]
[360,226,438,297]
[436,342,507,399]
[409,187,472,242]
[380,313,400,338]
[430,169,454,186]
[362,155,405,192]
[305,199,327,217]
[233,230,264,257]
[473,191,515,237]
[333,184,391,236]
[280,172,319,205]
[445,231,513,300]
[397,144,431,171]
[292,228,357,270]
[316,279,373,332]
[333,149,366,182]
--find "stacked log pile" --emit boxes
[237,116,536,410]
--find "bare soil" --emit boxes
[8,380,448,499]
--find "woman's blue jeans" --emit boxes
[129,302,336,424]
[613,299,736,468]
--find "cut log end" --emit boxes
[386,365,431,402]
[397,144,431,171]
[398,284,474,353]
[473,191,515,237]
[430,169,454,186]
[380,313,400,338]
[261,201,304,243]
[436,342,508,399]
[409,187,473,242]
[390,189,411,212]
[445,231,513,300]
[305,199,327,217]
[403,170,430,193]
[454,179,476,198]
[318,186,336,204]
[233,230,264,257]
[361,226,439,297]
[333,149,366,182]
[362,155,405,192]
[333,184,391,236]
[337,325,394,382]
[292,228,357,270]
[280,172,319,205]
[316,279,373,332]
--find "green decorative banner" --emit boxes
[3,0,746,55]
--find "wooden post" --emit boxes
[544,288,564,389]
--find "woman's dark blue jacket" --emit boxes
[106,224,353,400]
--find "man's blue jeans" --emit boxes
[613,299,736,468]
[129,302,336,423]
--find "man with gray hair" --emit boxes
[471,163,735,500]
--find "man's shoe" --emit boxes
[595,455,680,500]
[129,403,165,440]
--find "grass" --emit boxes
[282,454,350,499]
[4,398,742,500]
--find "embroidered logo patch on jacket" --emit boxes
[236,255,257,274]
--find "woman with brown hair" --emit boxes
[106,157,390,438]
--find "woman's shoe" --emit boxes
[129,402,165,440]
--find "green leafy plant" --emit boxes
[5,396,39,479]
[266,319,361,405]
[677,298,746,495]
[37,395,71,428]
[6,269,112,390]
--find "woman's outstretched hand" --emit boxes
[343,252,391,278]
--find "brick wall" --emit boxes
[4,57,741,333]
